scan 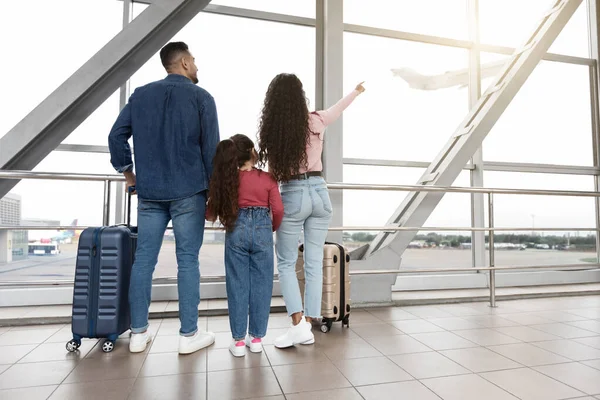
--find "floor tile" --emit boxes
[347,311,382,325]
[495,326,562,342]
[532,340,600,361]
[583,359,600,371]
[501,313,556,325]
[268,316,294,329]
[157,318,207,336]
[440,347,522,373]
[403,306,454,318]
[487,343,571,366]
[350,322,403,338]
[286,388,363,400]
[332,356,413,386]
[427,317,483,331]
[0,385,58,400]
[148,334,180,354]
[64,356,145,383]
[366,334,432,355]
[208,367,282,399]
[575,336,600,350]
[462,315,521,328]
[530,323,597,339]
[357,380,442,400]
[264,344,328,366]
[567,320,600,335]
[389,351,470,379]
[49,378,135,400]
[85,338,146,359]
[438,304,488,317]
[0,361,78,389]
[320,338,382,360]
[0,328,58,346]
[422,374,518,400]
[534,362,600,395]
[246,396,285,400]
[0,365,9,374]
[45,325,77,343]
[140,350,207,377]
[411,331,478,351]
[481,367,585,400]
[207,348,269,371]
[390,319,445,334]
[207,318,232,333]
[260,328,289,345]
[19,341,96,363]
[367,307,419,322]
[129,373,207,400]
[567,309,600,319]
[0,344,37,364]
[272,361,351,394]
[453,328,521,346]
[532,311,588,323]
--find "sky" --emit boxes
[0,0,596,237]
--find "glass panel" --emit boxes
[480,0,589,58]
[343,165,473,270]
[61,91,121,146]
[344,0,468,40]
[344,33,469,161]
[130,13,315,142]
[0,0,122,139]
[484,171,597,268]
[210,0,316,18]
[481,54,593,166]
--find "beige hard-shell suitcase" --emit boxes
[296,242,351,332]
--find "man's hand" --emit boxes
[124,171,137,195]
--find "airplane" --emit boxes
[50,219,81,243]
[391,59,506,91]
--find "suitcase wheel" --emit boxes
[320,320,333,333]
[66,339,81,353]
[102,340,115,353]
[342,315,350,328]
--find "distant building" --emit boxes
[0,193,27,262]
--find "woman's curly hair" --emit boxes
[257,73,311,182]
[207,134,255,231]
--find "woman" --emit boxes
[257,73,365,348]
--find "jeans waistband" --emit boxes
[281,176,326,188]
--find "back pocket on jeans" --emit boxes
[281,189,303,217]
[315,187,332,214]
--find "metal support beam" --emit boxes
[363,0,582,260]
[468,0,486,270]
[0,0,213,198]
[588,0,600,264]
[317,0,344,244]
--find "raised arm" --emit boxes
[268,178,284,232]
[315,82,365,127]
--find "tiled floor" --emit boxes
[0,296,600,399]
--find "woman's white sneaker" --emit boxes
[245,335,263,353]
[274,316,314,349]
[229,339,246,357]
[129,330,152,353]
[178,331,216,355]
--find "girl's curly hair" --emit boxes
[207,134,255,231]
[257,73,311,182]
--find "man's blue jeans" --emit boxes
[129,192,206,336]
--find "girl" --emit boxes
[207,134,283,357]
[257,73,365,348]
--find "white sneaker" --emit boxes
[274,316,314,349]
[178,331,216,354]
[245,335,263,353]
[229,339,246,357]
[129,330,152,353]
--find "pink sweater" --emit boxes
[300,90,360,174]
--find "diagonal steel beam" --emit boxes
[0,0,212,198]
[364,0,582,260]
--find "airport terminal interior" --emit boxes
[2,0,600,398]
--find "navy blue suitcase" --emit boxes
[66,193,137,353]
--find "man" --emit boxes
[108,42,220,354]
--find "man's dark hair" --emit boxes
[160,42,190,69]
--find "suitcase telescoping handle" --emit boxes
[126,186,135,227]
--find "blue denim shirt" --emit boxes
[108,74,220,201]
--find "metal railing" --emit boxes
[1,169,600,307]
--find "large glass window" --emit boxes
[480,0,589,58]
[344,0,468,40]
[210,0,316,18]
[0,0,122,139]
[481,54,593,166]
[343,33,469,162]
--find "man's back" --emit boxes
[109,74,220,201]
